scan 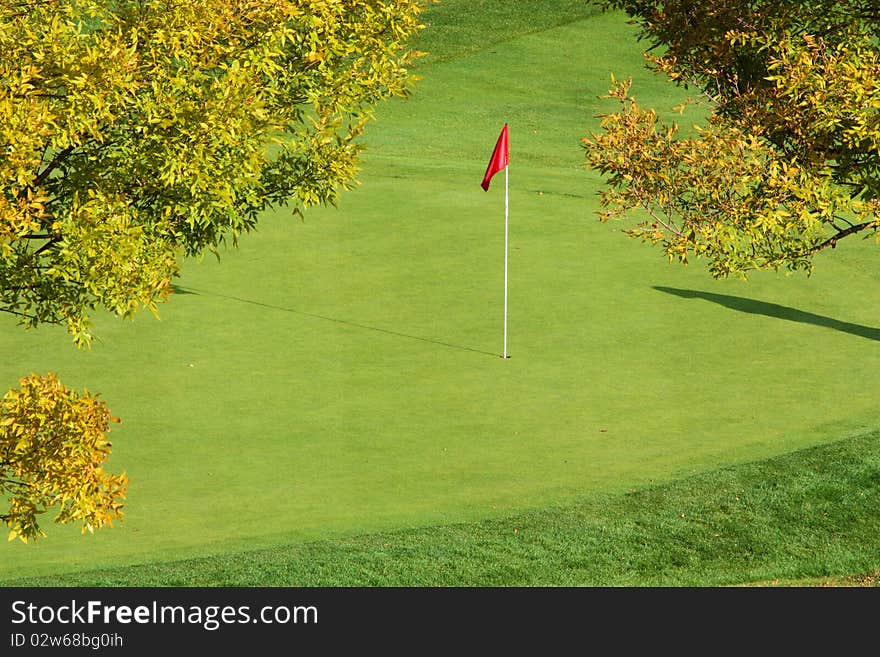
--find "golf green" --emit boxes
[2,2,880,581]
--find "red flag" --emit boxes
[481,124,509,191]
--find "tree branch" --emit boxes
[34,145,74,187]
[0,476,29,488]
[802,220,876,256]
[0,307,37,320]
[33,237,60,256]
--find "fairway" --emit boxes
[2,1,880,582]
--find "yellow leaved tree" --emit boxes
[584,0,880,278]
[1,0,427,542]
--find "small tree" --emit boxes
[1,0,427,540]
[583,1,880,278]
[1,373,127,543]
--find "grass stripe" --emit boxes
[4,429,877,587]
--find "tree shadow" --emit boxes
[653,286,880,342]
[173,285,500,357]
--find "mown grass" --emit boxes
[4,429,877,587]
[414,0,604,64]
[2,1,879,587]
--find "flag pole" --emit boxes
[503,163,509,359]
[480,123,511,360]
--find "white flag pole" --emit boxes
[503,164,509,359]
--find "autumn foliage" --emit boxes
[1,1,427,541]
[584,1,880,278]
[1,373,127,543]
[1,0,427,344]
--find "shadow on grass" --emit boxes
[173,285,500,357]
[654,286,880,342]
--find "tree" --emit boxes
[1,373,127,543]
[583,1,880,278]
[1,0,427,541]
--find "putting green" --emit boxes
[3,4,880,580]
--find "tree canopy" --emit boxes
[1,372,126,543]
[1,0,426,344]
[1,0,427,542]
[583,0,880,278]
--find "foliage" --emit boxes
[584,0,880,278]
[0,0,427,344]
[1,372,127,543]
[0,0,427,542]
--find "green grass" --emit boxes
[2,1,880,586]
[414,0,605,64]
[4,429,878,586]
